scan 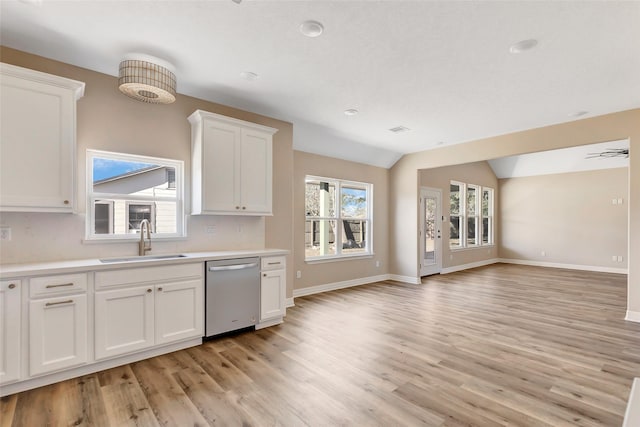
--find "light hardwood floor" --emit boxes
[2,264,639,426]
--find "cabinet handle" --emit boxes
[235,206,240,210]
[63,200,70,205]
[147,288,152,293]
[263,273,267,277]
[267,262,281,265]
[8,283,16,289]
[46,299,73,307]
[242,206,246,210]
[158,287,163,291]
[46,282,74,288]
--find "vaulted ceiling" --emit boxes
[2,1,639,167]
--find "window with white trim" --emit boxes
[449,181,493,249]
[305,176,372,260]
[86,150,184,240]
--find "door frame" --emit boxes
[420,187,443,276]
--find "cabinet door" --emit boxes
[155,280,203,345]
[0,280,21,384]
[240,129,272,214]
[95,287,154,360]
[29,295,87,376]
[260,270,285,321]
[0,70,79,212]
[202,119,242,213]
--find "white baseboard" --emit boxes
[441,258,500,274]
[387,274,421,285]
[623,378,640,427]
[285,297,295,308]
[625,311,640,323]
[293,274,397,298]
[499,258,628,274]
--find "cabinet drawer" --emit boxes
[30,273,87,298]
[261,256,286,271]
[95,263,203,289]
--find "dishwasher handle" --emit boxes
[208,262,258,272]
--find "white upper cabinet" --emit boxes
[0,63,85,213]
[189,110,277,215]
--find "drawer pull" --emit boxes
[267,262,281,265]
[46,299,73,307]
[147,288,152,293]
[8,283,16,289]
[46,282,74,289]
[158,287,163,291]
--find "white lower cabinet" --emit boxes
[155,280,203,345]
[260,270,285,321]
[94,265,203,361]
[260,256,286,323]
[0,280,21,384]
[29,294,87,376]
[94,286,154,360]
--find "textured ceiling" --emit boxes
[1,1,639,167]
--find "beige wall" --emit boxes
[390,108,640,317]
[0,47,295,296]
[419,161,499,269]
[499,168,628,269]
[293,151,389,290]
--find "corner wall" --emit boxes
[293,151,389,293]
[419,161,499,270]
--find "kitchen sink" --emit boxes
[99,254,188,263]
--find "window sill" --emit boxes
[449,245,495,252]
[305,253,374,264]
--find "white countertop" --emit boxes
[0,248,288,278]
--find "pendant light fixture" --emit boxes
[118,54,177,104]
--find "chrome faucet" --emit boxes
[139,219,152,256]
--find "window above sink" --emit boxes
[86,150,185,241]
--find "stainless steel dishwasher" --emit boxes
[205,257,260,338]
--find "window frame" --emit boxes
[449,181,465,250]
[449,181,494,250]
[482,188,494,246]
[304,175,373,262]
[85,149,185,241]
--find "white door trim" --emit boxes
[420,187,443,276]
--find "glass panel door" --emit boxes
[420,188,442,276]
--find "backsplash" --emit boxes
[0,212,265,265]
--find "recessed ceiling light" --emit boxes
[569,111,588,117]
[299,20,324,38]
[389,126,410,134]
[509,39,538,54]
[344,109,359,116]
[240,71,259,81]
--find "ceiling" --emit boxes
[1,1,639,168]
[488,139,629,179]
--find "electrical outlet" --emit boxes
[0,227,11,241]
[205,225,216,234]
[376,260,381,267]
[296,270,301,279]
[541,251,546,257]
[618,255,623,262]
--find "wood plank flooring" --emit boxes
[2,264,639,426]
